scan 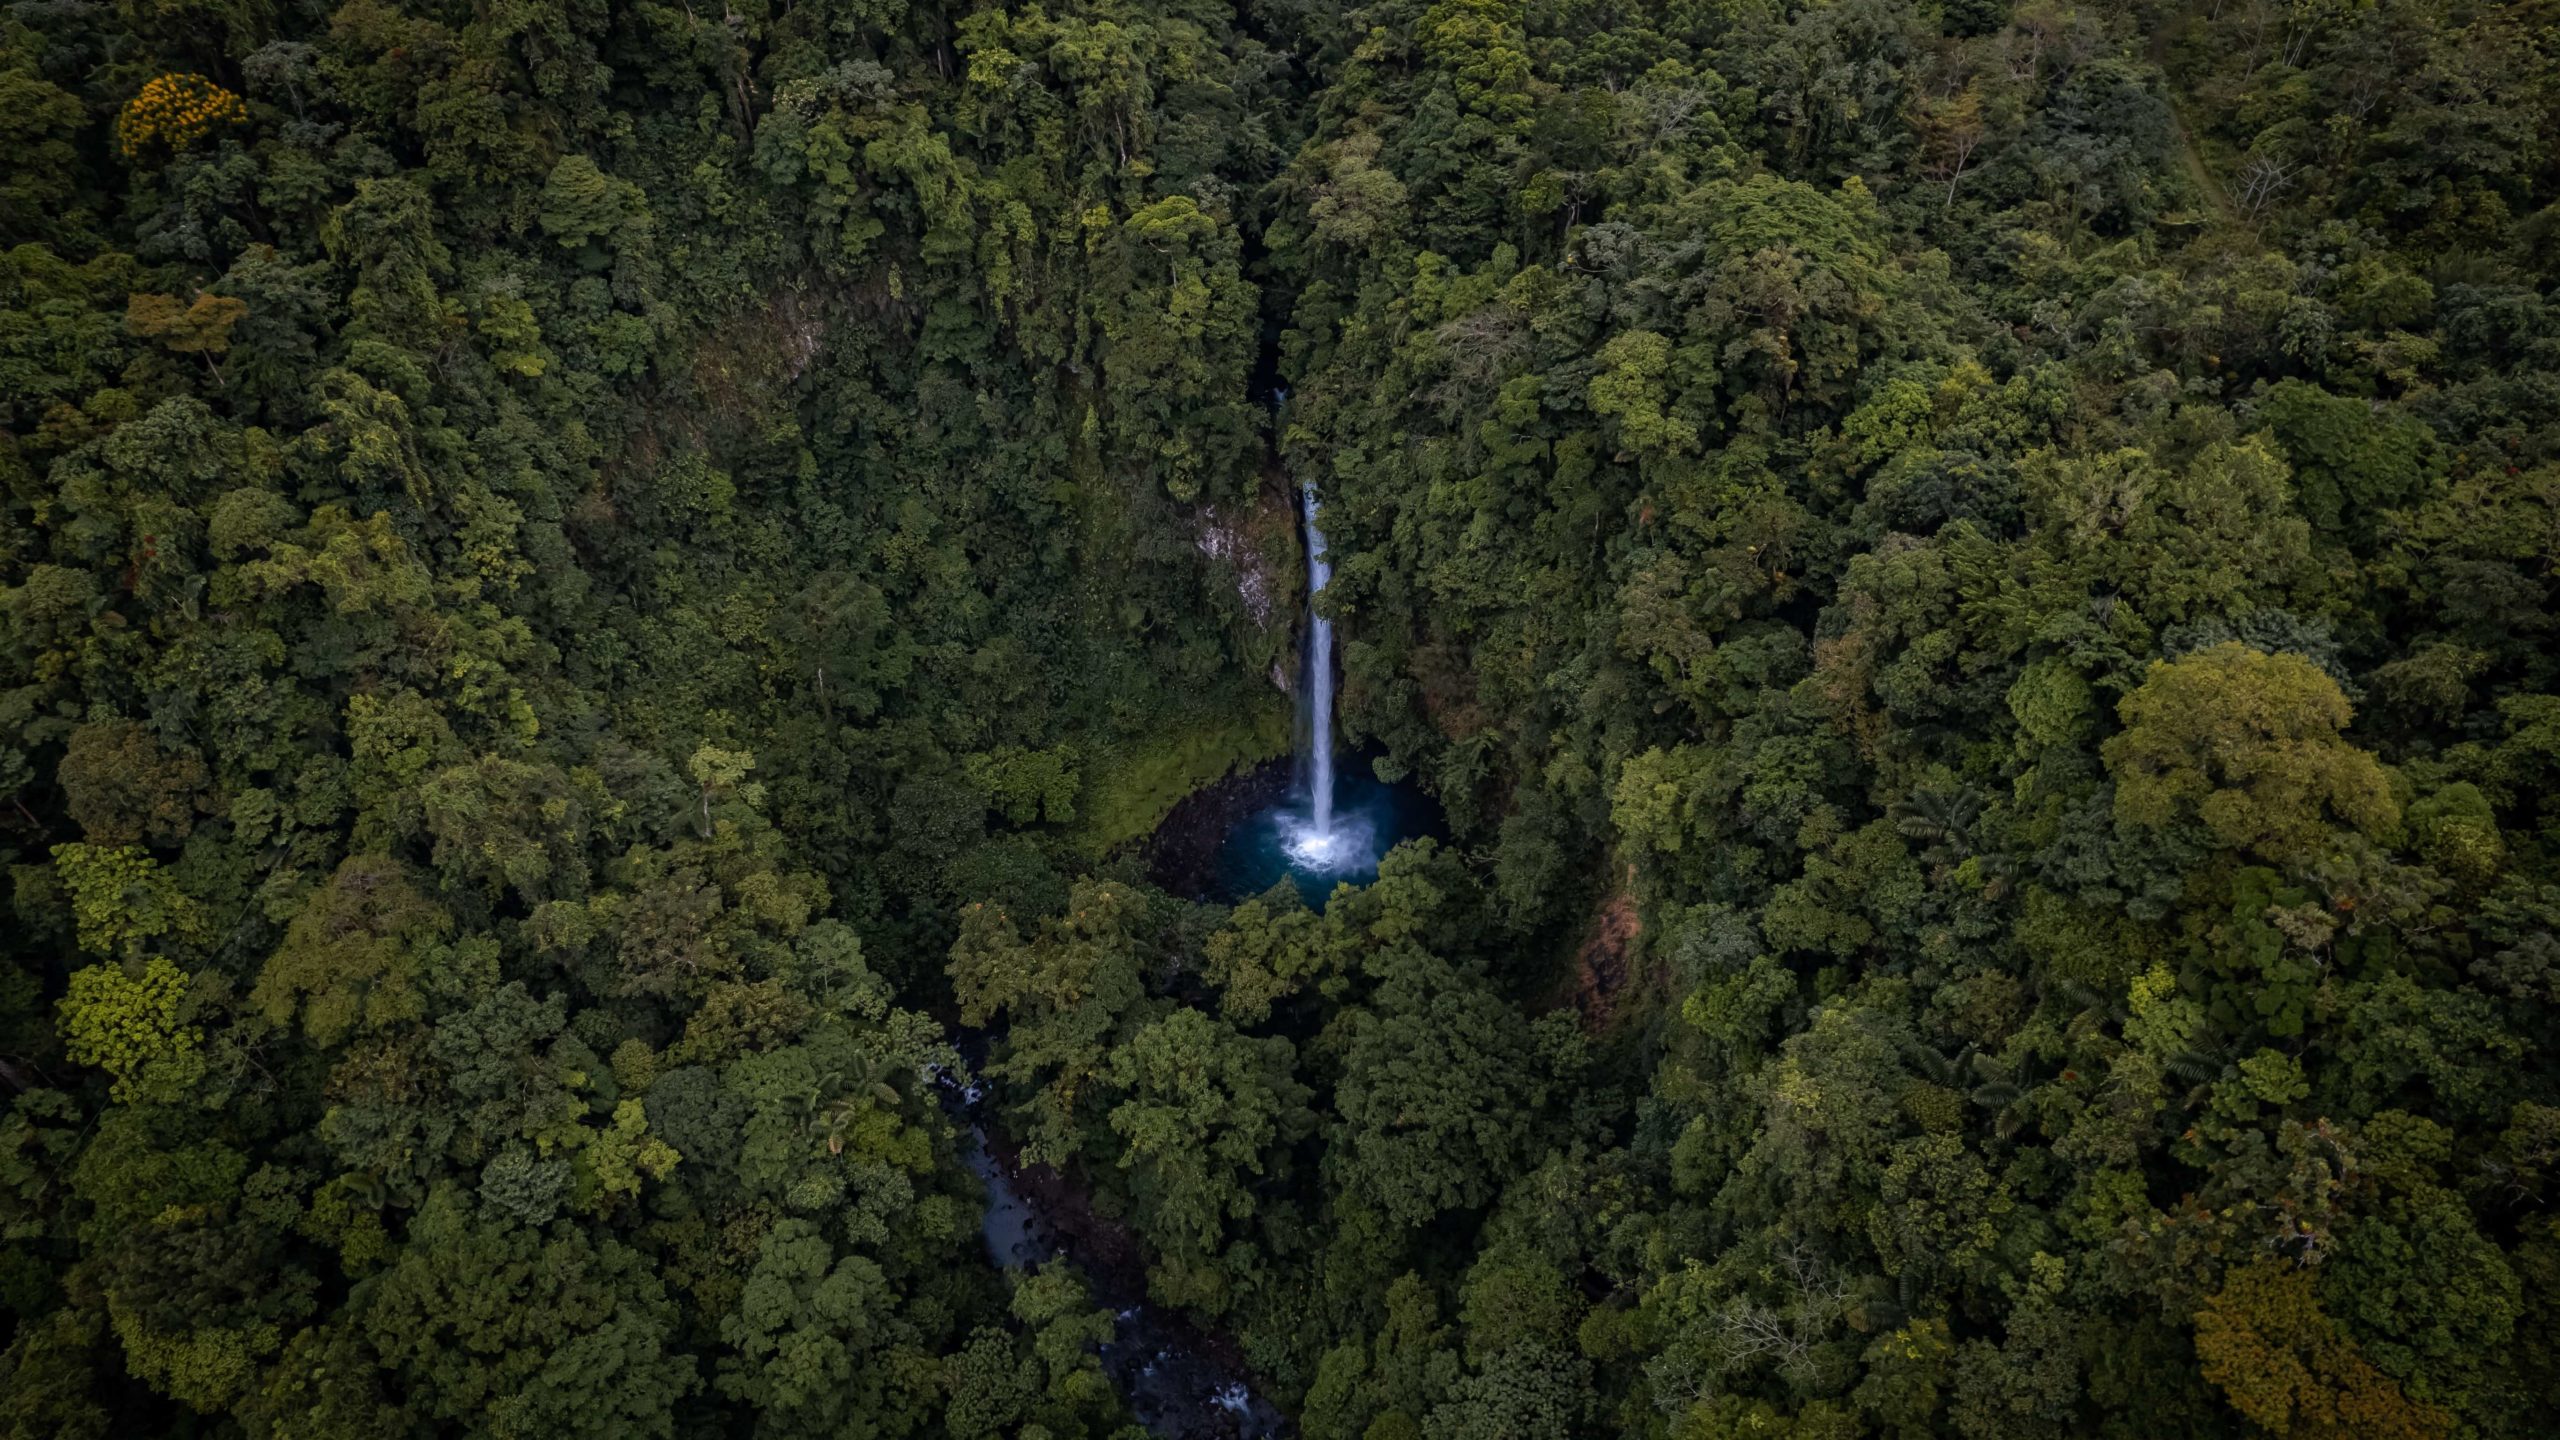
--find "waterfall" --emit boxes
[1301,478,1335,844]
[1275,384,1348,874]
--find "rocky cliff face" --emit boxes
[1190,462,1305,693]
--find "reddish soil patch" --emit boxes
[1567,887,1644,1033]
[1409,641,1489,740]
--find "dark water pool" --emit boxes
[1207,761,1444,907]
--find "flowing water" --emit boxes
[990,390,1436,1432]
[940,1069,1289,1438]
[1209,763,1444,907]
[1188,390,1440,908]
[1296,477,1335,852]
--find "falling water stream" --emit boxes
[954,385,1448,1433]
[1291,476,1336,860]
[1190,385,1443,907]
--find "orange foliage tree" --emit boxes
[2194,1261,2453,1440]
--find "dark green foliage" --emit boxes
[6,0,2560,1436]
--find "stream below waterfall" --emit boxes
[926,380,1436,1437]
[938,1066,1290,1439]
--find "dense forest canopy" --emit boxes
[4,0,2559,1435]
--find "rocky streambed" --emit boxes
[938,1068,1290,1439]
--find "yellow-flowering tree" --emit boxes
[119,73,246,159]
